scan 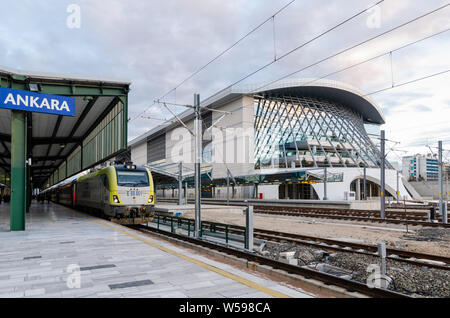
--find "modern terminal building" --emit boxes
[129,79,414,201]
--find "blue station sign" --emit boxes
[0,87,75,116]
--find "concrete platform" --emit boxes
[0,202,312,298]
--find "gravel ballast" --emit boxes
[258,241,450,298]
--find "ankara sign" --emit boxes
[0,87,75,116]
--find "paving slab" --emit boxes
[0,202,314,298]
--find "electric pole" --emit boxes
[194,94,202,237]
[363,166,367,200]
[396,170,399,204]
[178,162,183,205]
[380,130,386,219]
[439,141,448,224]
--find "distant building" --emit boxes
[445,163,450,180]
[402,154,439,181]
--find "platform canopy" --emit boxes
[0,66,131,189]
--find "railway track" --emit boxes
[158,198,449,228]
[255,206,431,220]
[153,215,450,271]
[131,222,410,298]
[253,209,450,228]
[244,227,449,271]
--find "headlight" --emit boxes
[147,195,154,204]
[113,195,120,204]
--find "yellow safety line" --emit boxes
[82,214,289,298]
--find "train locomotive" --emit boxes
[41,164,155,224]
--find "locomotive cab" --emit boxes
[109,165,155,218]
[74,165,155,222]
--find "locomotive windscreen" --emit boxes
[116,170,149,187]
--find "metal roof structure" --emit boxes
[129,78,384,148]
[204,79,385,124]
[0,66,130,188]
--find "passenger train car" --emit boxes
[40,164,155,223]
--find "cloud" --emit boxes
[413,104,432,112]
[0,0,448,152]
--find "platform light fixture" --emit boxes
[28,83,41,92]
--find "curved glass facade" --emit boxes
[254,95,390,169]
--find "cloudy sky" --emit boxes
[1,0,449,164]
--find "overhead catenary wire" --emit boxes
[251,3,450,94]
[365,69,450,96]
[225,0,386,90]
[138,0,388,131]
[140,116,170,121]
[298,27,450,88]
[131,0,384,123]
[128,0,296,123]
[134,2,450,148]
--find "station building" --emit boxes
[129,79,414,201]
[0,66,130,230]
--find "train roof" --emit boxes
[76,165,148,182]
[42,165,149,189]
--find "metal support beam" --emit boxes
[10,111,27,231]
[439,141,448,224]
[356,178,361,201]
[380,130,386,219]
[194,94,202,238]
[178,162,183,206]
[1,140,10,156]
[32,137,83,145]
[45,115,63,159]
[363,167,367,200]
[0,133,11,142]
[31,156,67,162]
[378,242,387,289]
[226,169,230,206]
[245,205,254,252]
[54,96,101,162]
[323,167,328,200]
[61,96,120,172]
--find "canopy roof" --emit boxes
[0,66,130,187]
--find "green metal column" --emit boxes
[10,111,27,231]
[26,113,32,213]
[119,96,128,149]
[26,164,31,213]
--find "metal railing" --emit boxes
[152,214,237,245]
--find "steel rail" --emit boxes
[132,223,410,298]
[155,215,450,270]
[158,198,439,219]
[252,209,450,228]
[157,198,448,226]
